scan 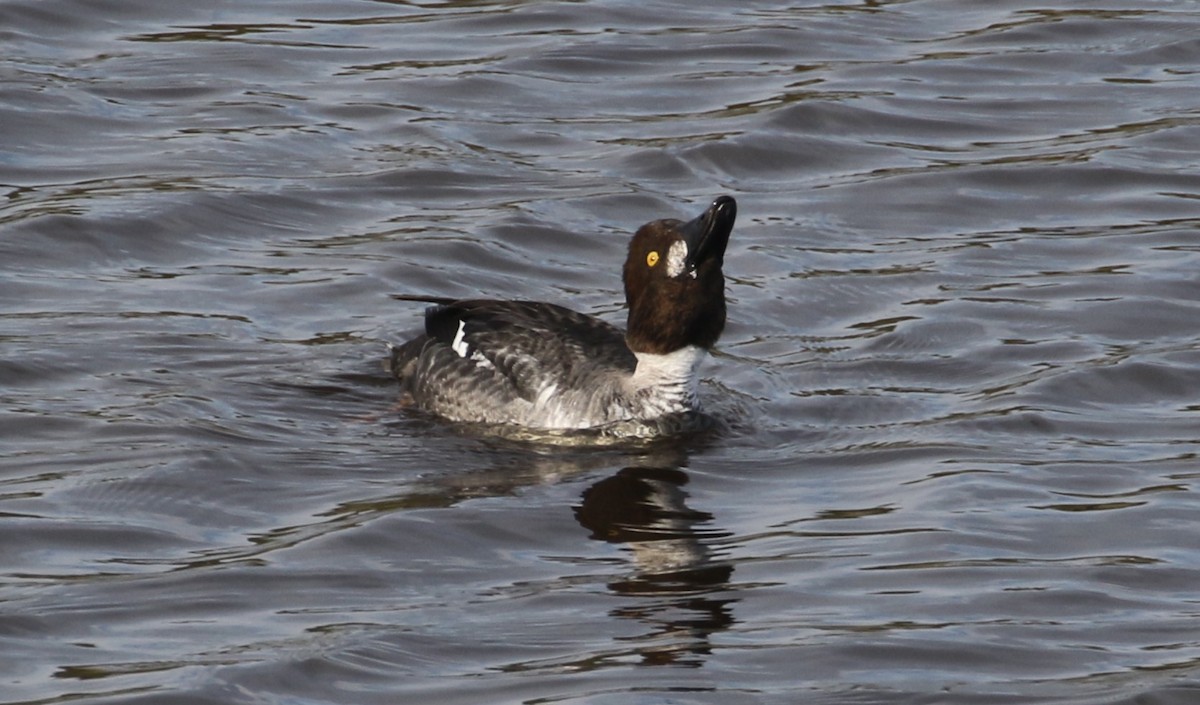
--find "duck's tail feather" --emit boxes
[386,336,429,383]
[390,294,458,306]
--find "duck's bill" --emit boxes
[681,195,737,273]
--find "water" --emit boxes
[2,1,1199,703]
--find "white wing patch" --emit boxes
[450,319,495,369]
[471,351,494,369]
[451,320,470,357]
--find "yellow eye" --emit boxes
[646,251,660,267]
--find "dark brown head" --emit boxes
[622,195,737,355]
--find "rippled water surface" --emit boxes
[3,1,1200,703]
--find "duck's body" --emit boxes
[389,196,737,433]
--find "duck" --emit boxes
[388,195,737,434]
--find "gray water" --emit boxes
[2,1,1199,703]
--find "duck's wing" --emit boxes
[392,299,635,408]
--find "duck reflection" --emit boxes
[574,466,735,666]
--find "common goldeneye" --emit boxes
[388,195,737,433]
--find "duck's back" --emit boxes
[390,299,638,428]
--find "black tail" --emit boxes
[390,294,458,306]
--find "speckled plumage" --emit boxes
[389,196,737,433]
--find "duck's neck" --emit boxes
[629,345,705,403]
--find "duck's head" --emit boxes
[622,195,737,355]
